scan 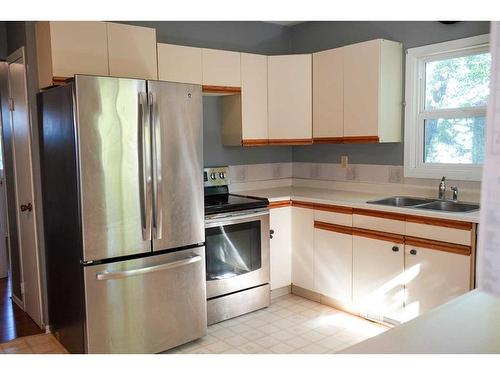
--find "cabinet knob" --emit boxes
[410,249,417,255]
[270,229,275,239]
[392,246,399,252]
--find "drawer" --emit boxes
[353,209,405,235]
[405,218,472,246]
[314,203,352,227]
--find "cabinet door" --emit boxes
[352,235,404,323]
[268,55,312,142]
[313,48,343,140]
[241,53,268,142]
[314,227,352,303]
[343,40,380,138]
[202,49,241,87]
[291,206,314,290]
[404,245,471,321]
[157,43,202,84]
[270,207,292,290]
[36,21,109,88]
[107,23,158,80]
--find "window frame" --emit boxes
[404,34,490,181]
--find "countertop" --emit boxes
[340,290,500,354]
[236,186,480,223]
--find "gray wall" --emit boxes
[123,21,294,167]
[0,22,7,59]
[289,21,491,165]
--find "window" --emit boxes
[404,35,491,181]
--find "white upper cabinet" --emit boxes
[267,54,312,143]
[241,53,269,143]
[106,23,158,80]
[202,48,241,87]
[403,245,471,322]
[313,47,344,141]
[343,39,402,142]
[157,43,202,84]
[35,21,109,89]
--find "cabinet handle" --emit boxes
[410,249,417,255]
[392,246,399,252]
[270,229,275,239]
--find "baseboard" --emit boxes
[291,284,321,302]
[271,285,291,299]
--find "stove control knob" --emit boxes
[219,172,226,179]
[210,172,216,180]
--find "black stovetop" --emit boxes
[204,186,268,215]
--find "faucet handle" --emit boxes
[441,176,446,182]
[450,186,459,201]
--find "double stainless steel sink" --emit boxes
[366,196,480,212]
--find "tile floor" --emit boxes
[0,333,68,354]
[164,293,388,354]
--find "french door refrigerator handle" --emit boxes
[150,91,163,240]
[139,92,152,241]
[95,255,202,280]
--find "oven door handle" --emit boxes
[205,210,268,225]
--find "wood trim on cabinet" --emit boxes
[267,139,313,146]
[405,215,473,231]
[313,137,344,144]
[314,221,353,236]
[202,85,241,94]
[352,227,405,244]
[269,200,292,209]
[52,76,71,85]
[242,139,269,146]
[313,203,353,215]
[405,236,471,256]
[342,136,380,144]
[291,200,316,209]
[353,208,406,222]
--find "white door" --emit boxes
[6,48,42,326]
[0,169,8,279]
[270,206,292,290]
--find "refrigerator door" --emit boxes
[148,81,204,251]
[83,247,207,353]
[75,75,152,261]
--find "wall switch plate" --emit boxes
[341,155,348,169]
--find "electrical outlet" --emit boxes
[341,155,348,169]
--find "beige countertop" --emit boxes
[340,290,500,354]
[236,186,480,223]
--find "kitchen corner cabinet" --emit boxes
[107,23,158,80]
[221,52,269,146]
[35,21,109,89]
[157,43,202,84]
[313,47,344,142]
[403,244,471,322]
[268,54,312,144]
[291,206,314,290]
[313,226,352,303]
[270,207,292,290]
[202,48,241,88]
[343,39,402,143]
[352,235,405,324]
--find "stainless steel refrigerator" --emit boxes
[37,75,206,353]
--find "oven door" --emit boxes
[204,209,270,299]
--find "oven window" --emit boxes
[205,221,262,281]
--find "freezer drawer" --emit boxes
[83,247,207,353]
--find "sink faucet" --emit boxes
[450,186,459,201]
[438,176,446,200]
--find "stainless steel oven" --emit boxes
[204,208,270,324]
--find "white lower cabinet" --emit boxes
[352,235,405,324]
[403,245,471,322]
[270,207,292,290]
[313,227,352,303]
[292,207,314,291]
